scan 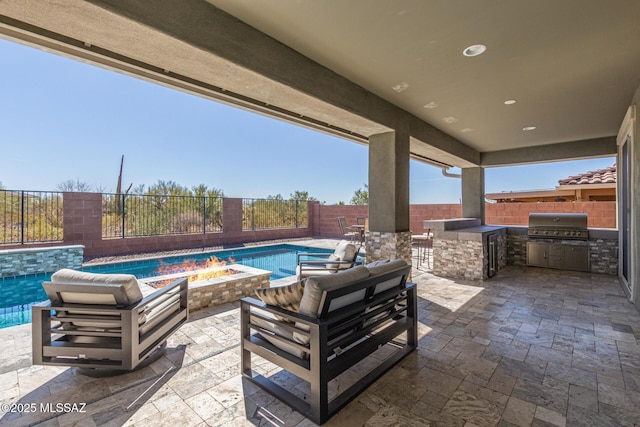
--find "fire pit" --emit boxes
[139,263,271,312]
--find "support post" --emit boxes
[462,167,485,224]
[366,130,412,264]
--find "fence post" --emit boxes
[121,194,126,239]
[202,197,206,234]
[295,200,299,228]
[20,191,25,244]
[252,201,255,230]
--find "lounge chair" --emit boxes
[32,269,188,375]
[296,240,361,280]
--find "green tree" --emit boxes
[103,180,227,237]
[290,190,316,201]
[350,184,369,205]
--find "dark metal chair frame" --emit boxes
[337,216,360,243]
[241,265,417,424]
[32,278,188,373]
[296,250,362,279]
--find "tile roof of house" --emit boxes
[558,163,616,185]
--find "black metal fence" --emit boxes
[102,193,224,238]
[242,198,308,230]
[0,190,310,243]
[0,190,63,245]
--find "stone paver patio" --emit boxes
[1,259,639,426]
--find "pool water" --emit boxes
[0,244,332,329]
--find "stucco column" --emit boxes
[366,130,412,265]
[462,167,485,224]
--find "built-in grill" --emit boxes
[527,213,588,240]
[527,213,590,272]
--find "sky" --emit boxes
[0,38,615,204]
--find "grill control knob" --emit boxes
[553,230,559,235]
[543,230,549,235]
[564,231,571,236]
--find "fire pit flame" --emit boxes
[151,255,238,288]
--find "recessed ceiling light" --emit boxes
[461,128,474,133]
[391,82,409,93]
[442,116,459,124]
[522,126,537,131]
[424,101,438,109]
[463,44,486,57]
[504,99,517,105]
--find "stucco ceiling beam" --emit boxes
[480,136,617,167]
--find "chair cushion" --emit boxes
[366,259,390,268]
[333,240,357,267]
[298,266,370,318]
[294,266,370,345]
[51,268,143,306]
[255,281,305,312]
[366,259,407,276]
[324,253,342,270]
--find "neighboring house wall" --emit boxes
[487,164,617,203]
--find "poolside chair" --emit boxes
[337,216,360,242]
[32,269,188,375]
[296,240,361,280]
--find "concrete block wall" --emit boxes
[410,204,462,234]
[62,192,103,244]
[485,201,616,229]
[0,192,618,260]
[312,204,369,238]
[62,195,314,257]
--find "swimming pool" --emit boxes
[0,244,333,329]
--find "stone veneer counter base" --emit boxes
[432,227,507,281]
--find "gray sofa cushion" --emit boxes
[294,265,370,344]
[51,268,143,306]
[366,259,407,277]
[367,259,409,295]
[298,265,370,317]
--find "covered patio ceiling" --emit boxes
[0,0,638,168]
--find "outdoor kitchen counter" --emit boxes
[422,219,507,280]
[423,218,506,241]
[423,218,481,231]
[434,225,506,241]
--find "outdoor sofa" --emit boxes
[32,269,188,374]
[241,259,416,424]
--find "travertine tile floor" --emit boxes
[1,261,639,426]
